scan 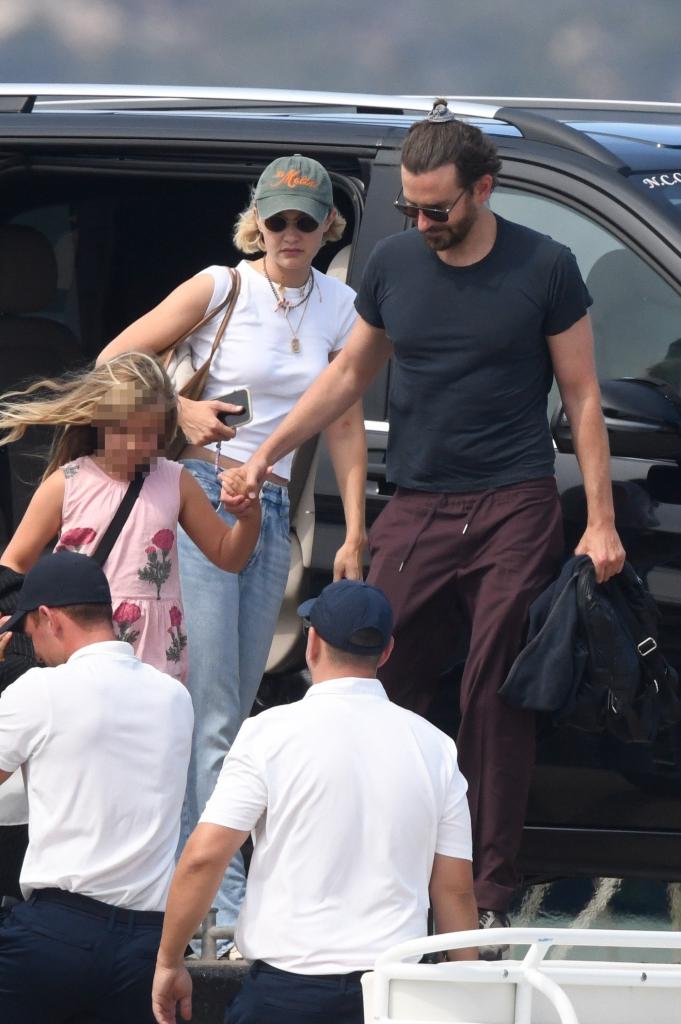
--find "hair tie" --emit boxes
[427,101,457,124]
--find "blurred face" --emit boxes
[256,207,335,273]
[400,164,485,252]
[96,402,166,480]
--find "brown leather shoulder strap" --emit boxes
[177,268,241,399]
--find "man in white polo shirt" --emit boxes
[152,579,477,1024]
[0,551,193,1024]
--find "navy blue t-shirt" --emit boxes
[355,216,592,492]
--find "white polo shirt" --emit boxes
[0,641,193,911]
[200,676,471,973]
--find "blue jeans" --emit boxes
[178,460,291,934]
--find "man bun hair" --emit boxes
[402,97,502,189]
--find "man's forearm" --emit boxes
[431,888,479,961]
[157,858,226,967]
[261,351,366,468]
[564,387,615,525]
[157,825,246,967]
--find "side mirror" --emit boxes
[551,377,681,461]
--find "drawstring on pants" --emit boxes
[397,490,493,572]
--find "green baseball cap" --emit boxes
[254,154,333,224]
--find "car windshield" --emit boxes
[630,171,681,223]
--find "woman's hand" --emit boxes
[333,534,367,581]
[177,397,243,447]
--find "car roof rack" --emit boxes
[2,84,670,172]
[0,84,496,118]
[400,94,681,114]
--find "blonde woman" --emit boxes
[97,154,367,948]
[0,353,260,682]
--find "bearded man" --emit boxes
[239,98,625,957]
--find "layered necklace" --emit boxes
[263,257,315,354]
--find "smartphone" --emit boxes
[215,387,252,428]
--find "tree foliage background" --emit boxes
[0,0,679,101]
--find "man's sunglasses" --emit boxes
[263,213,320,233]
[393,187,467,224]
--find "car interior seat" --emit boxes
[586,248,681,384]
[0,224,83,541]
[325,245,352,283]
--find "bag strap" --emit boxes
[91,472,146,568]
[160,268,241,396]
[176,268,241,398]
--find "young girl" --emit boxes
[0,352,260,682]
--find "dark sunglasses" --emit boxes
[263,213,320,233]
[393,187,468,224]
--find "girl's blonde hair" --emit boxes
[233,191,347,255]
[0,352,177,480]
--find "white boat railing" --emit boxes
[363,926,681,1024]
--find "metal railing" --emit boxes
[192,909,235,960]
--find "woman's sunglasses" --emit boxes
[393,187,467,224]
[263,213,320,234]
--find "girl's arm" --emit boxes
[323,375,367,580]
[1,471,65,573]
[178,469,261,573]
[97,274,239,447]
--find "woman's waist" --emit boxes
[179,444,288,487]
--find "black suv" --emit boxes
[1,86,681,884]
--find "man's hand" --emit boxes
[242,452,273,500]
[575,521,626,583]
[0,630,11,662]
[178,397,241,446]
[152,962,193,1024]
[333,536,367,581]
[219,468,260,519]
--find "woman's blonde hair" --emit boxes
[233,190,347,255]
[0,352,177,480]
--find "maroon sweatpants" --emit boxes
[367,476,564,912]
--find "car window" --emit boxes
[490,189,681,406]
[630,171,681,221]
[10,204,81,338]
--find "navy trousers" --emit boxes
[0,888,163,1023]
[227,960,365,1024]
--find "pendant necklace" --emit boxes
[263,258,314,354]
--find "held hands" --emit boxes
[575,521,626,583]
[151,962,192,1024]
[177,396,242,446]
[219,467,260,519]
[333,535,367,581]
[242,452,272,500]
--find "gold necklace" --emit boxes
[263,258,313,311]
[263,258,314,354]
[282,290,313,354]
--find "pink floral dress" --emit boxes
[54,456,188,682]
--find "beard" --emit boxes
[421,201,477,252]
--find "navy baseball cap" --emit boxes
[0,552,112,634]
[297,580,393,656]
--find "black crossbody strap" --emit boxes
[91,473,145,568]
